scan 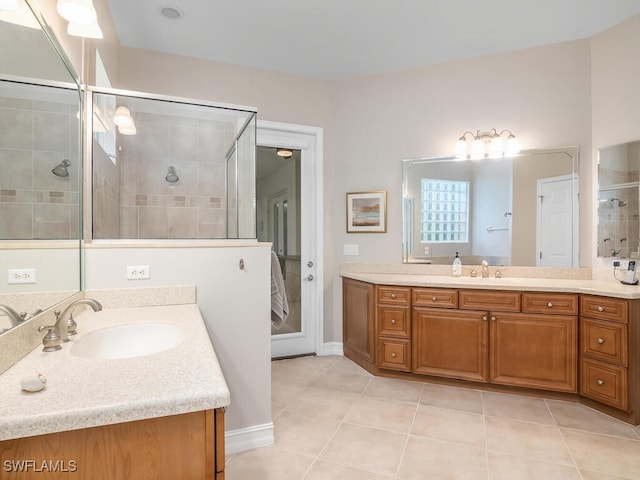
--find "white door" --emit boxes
[537,175,578,267]
[257,121,324,358]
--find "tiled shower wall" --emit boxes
[93,111,236,239]
[0,96,79,239]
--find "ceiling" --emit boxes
[106,0,640,81]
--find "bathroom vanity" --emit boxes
[342,273,640,425]
[0,303,229,479]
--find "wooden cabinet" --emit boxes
[489,312,577,392]
[376,285,411,372]
[342,277,639,423]
[412,307,488,382]
[580,295,630,411]
[343,278,375,364]
[0,409,224,480]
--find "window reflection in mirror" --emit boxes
[403,147,579,268]
[597,141,640,258]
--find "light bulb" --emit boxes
[57,0,96,25]
[505,135,521,157]
[489,136,504,158]
[471,138,484,160]
[118,124,137,135]
[113,106,133,128]
[453,138,467,158]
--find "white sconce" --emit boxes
[113,106,136,135]
[0,0,41,29]
[56,0,103,38]
[118,124,137,136]
[454,129,521,160]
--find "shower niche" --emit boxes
[597,140,640,258]
[90,89,256,240]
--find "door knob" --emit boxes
[305,274,314,281]
[307,261,314,268]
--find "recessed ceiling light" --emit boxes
[158,4,184,20]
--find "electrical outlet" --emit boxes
[8,268,36,284]
[126,265,150,280]
[613,260,621,267]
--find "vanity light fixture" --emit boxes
[454,129,521,160]
[56,0,96,24]
[113,106,133,128]
[0,0,41,29]
[118,124,137,136]
[276,148,293,158]
[67,19,102,38]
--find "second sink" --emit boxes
[71,323,185,360]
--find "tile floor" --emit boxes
[225,355,640,480]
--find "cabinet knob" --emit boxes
[597,338,605,344]
[597,379,604,386]
[391,352,397,358]
[391,294,396,299]
[390,319,396,325]
[491,316,496,322]
[597,306,604,312]
[547,302,553,308]
[432,296,437,301]
[482,316,488,321]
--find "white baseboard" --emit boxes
[225,422,275,454]
[319,341,343,356]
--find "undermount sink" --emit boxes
[71,323,185,360]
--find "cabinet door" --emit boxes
[489,313,577,393]
[343,278,375,363]
[412,307,489,382]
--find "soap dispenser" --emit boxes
[452,252,462,277]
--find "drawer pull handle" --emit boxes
[597,306,604,312]
[482,315,488,321]
[391,352,397,358]
[597,338,605,344]
[432,296,437,301]
[491,316,496,322]
[391,294,396,299]
[547,302,553,308]
[390,319,396,325]
[597,379,604,386]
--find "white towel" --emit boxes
[270,251,289,328]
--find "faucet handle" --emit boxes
[38,325,62,352]
[494,268,507,279]
[67,313,78,336]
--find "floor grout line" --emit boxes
[392,382,423,480]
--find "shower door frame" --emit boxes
[258,120,324,358]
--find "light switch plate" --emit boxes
[343,244,359,256]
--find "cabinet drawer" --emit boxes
[377,306,410,338]
[580,296,628,324]
[459,290,521,312]
[412,288,458,308]
[377,286,411,306]
[522,292,578,315]
[580,318,628,367]
[580,358,628,411]
[378,338,411,372]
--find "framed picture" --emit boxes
[346,191,387,233]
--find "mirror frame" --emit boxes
[402,146,580,267]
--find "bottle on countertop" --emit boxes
[452,251,462,277]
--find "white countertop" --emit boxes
[0,304,230,441]
[341,272,640,299]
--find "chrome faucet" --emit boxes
[481,260,490,278]
[0,304,24,327]
[38,298,103,351]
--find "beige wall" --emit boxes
[591,14,640,268]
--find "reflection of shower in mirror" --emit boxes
[51,159,71,177]
[165,166,179,183]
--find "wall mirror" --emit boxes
[0,8,82,334]
[89,88,256,240]
[597,140,640,258]
[402,147,579,268]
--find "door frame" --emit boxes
[257,120,324,356]
[536,174,579,267]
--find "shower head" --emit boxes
[51,159,71,177]
[165,166,179,183]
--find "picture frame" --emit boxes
[346,191,387,233]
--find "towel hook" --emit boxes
[239,259,245,270]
